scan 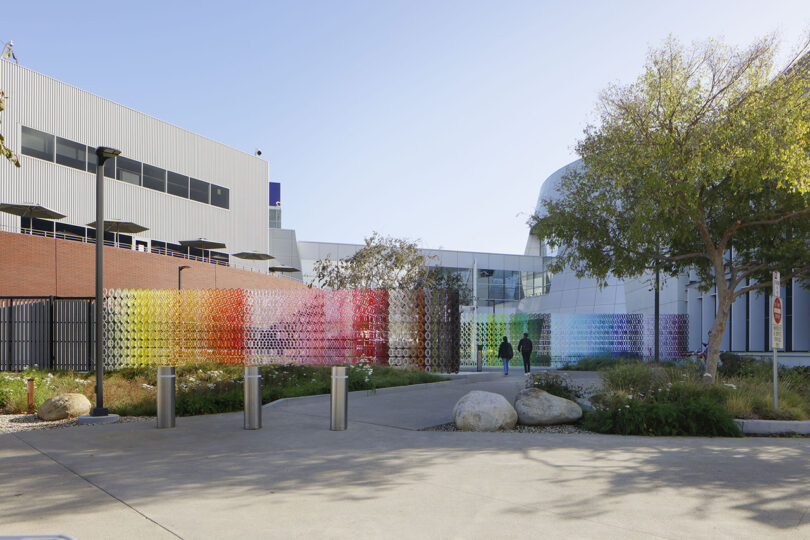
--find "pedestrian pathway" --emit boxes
[2,369,808,540]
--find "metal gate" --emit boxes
[0,297,95,371]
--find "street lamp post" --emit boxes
[91,146,121,417]
[178,265,191,290]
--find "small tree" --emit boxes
[312,232,472,301]
[531,35,810,382]
[0,40,19,167]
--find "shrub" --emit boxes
[582,397,742,437]
[718,353,759,378]
[560,354,641,371]
[527,372,582,401]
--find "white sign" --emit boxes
[773,271,780,294]
[772,296,783,349]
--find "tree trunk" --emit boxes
[704,287,733,383]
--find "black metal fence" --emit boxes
[0,297,95,371]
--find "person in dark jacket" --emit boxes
[497,336,513,376]
[517,332,533,375]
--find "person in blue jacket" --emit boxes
[498,336,514,376]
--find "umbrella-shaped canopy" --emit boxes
[0,203,66,220]
[233,251,274,261]
[87,220,149,234]
[179,238,227,250]
[268,264,299,273]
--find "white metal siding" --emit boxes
[0,61,269,272]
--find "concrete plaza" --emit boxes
[1,372,808,539]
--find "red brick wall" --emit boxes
[0,231,307,296]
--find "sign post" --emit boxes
[771,271,782,410]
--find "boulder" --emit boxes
[37,393,91,421]
[514,388,583,425]
[453,391,518,431]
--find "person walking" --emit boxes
[498,336,513,376]
[518,332,533,376]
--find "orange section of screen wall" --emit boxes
[0,231,307,296]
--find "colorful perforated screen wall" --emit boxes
[103,288,460,372]
[460,313,688,367]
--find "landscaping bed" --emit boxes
[532,354,810,437]
[0,363,447,418]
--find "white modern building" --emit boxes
[0,60,271,273]
[527,160,810,363]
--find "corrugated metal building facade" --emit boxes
[0,61,269,274]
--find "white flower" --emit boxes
[723,383,737,390]
[627,395,633,400]
[142,384,155,390]
[625,405,630,408]
[207,383,215,389]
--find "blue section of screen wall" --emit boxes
[269,182,281,206]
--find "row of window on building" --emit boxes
[20,126,230,209]
[21,217,230,265]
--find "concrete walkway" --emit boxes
[1,372,808,539]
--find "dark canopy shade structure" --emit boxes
[268,264,299,273]
[233,251,274,260]
[0,203,66,220]
[179,238,227,250]
[87,220,149,234]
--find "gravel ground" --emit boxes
[0,414,153,434]
[422,422,595,434]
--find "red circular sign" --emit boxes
[773,297,782,324]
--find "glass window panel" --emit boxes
[210,251,229,265]
[55,222,86,240]
[167,171,189,198]
[210,184,229,209]
[117,234,132,247]
[21,126,54,161]
[189,178,209,203]
[55,137,86,170]
[142,164,166,192]
[103,231,115,243]
[116,156,141,185]
[31,218,54,233]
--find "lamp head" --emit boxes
[96,146,121,164]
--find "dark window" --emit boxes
[189,178,209,203]
[150,240,165,252]
[21,127,54,161]
[86,227,96,240]
[165,242,187,256]
[189,247,205,258]
[167,171,189,198]
[142,164,166,192]
[55,222,86,240]
[87,148,116,177]
[55,137,86,170]
[103,231,115,244]
[29,218,55,233]
[210,184,229,209]
[117,156,141,185]
[210,251,229,265]
[117,234,133,248]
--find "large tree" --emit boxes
[312,232,471,301]
[531,35,810,381]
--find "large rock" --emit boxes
[37,393,91,421]
[514,388,583,425]
[453,391,518,431]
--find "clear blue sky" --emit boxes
[4,1,810,254]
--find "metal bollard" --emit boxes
[244,365,262,430]
[157,366,176,429]
[27,378,35,414]
[330,366,348,431]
